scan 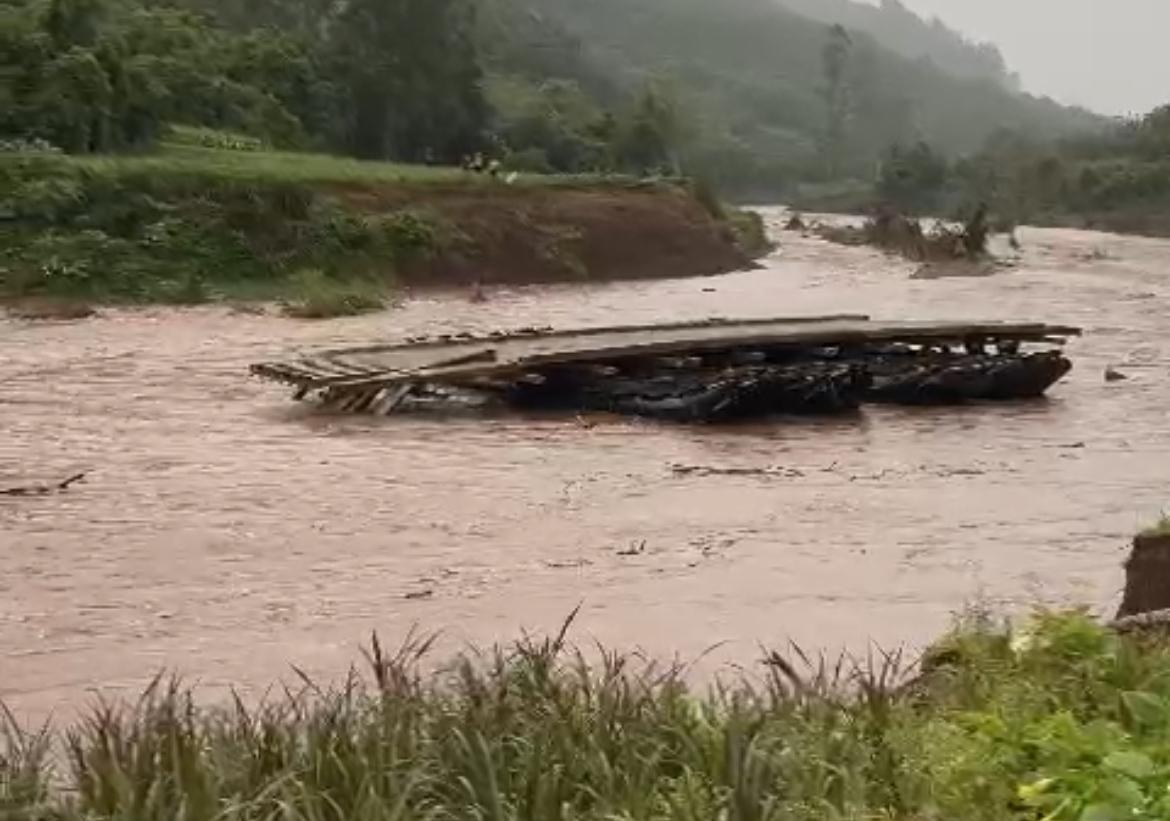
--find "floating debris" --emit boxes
[617,541,648,557]
[671,464,806,479]
[1,472,87,497]
[815,206,995,265]
[252,315,1080,423]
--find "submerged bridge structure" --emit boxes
[251,315,1081,422]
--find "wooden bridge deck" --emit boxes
[251,315,1081,393]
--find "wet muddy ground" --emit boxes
[3,211,1169,720]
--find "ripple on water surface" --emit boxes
[1,213,1167,718]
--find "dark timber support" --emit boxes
[251,316,1081,422]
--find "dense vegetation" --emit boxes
[5,611,1170,820]
[2,0,1103,197]
[0,145,463,306]
[817,105,1170,237]
[0,142,763,311]
[778,0,1018,89]
[1,0,489,161]
[955,110,1170,234]
[6,0,1162,262]
[506,0,1101,195]
[0,0,688,182]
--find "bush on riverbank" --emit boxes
[791,111,1170,242]
[725,209,773,259]
[0,145,759,309]
[1142,515,1170,539]
[811,203,993,267]
[0,148,457,304]
[4,611,1170,820]
[281,268,388,318]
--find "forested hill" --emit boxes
[2,0,1104,197]
[485,0,1102,191]
[777,0,1017,88]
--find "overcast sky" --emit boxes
[891,0,1166,116]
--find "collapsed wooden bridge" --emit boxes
[251,315,1081,422]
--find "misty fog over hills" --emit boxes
[791,0,1169,116]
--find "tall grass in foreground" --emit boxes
[6,611,1170,820]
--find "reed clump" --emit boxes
[6,610,1170,820]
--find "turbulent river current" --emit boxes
[3,210,1169,719]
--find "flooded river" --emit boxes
[3,210,1169,720]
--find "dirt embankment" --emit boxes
[331,183,755,286]
[1,154,761,308]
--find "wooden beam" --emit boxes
[253,318,1082,397]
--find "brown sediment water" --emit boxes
[2,211,1168,721]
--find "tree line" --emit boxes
[0,0,681,174]
[871,105,1170,233]
[779,0,1016,90]
[3,0,1117,201]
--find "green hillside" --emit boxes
[778,0,1018,87]
[481,0,1102,193]
[2,0,1105,198]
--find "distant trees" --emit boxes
[489,77,613,172]
[0,0,690,175]
[487,78,686,176]
[614,85,683,175]
[820,24,853,179]
[872,104,1170,232]
[780,0,1013,88]
[878,141,948,213]
[1,0,1110,199]
[1,0,177,152]
[325,0,486,161]
[2,0,305,152]
[1,0,490,163]
[44,0,102,47]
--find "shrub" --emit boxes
[4,612,1169,821]
[281,268,387,318]
[378,210,440,261]
[163,125,266,152]
[725,207,772,258]
[5,176,86,223]
[1141,515,1170,538]
[690,176,725,219]
[503,146,555,174]
[4,612,1170,820]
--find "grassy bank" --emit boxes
[5,611,1170,820]
[0,145,764,315]
[30,143,629,189]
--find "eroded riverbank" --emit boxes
[1,151,762,313]
[3,212,1169,720]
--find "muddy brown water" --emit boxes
[3,210,1169,721]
